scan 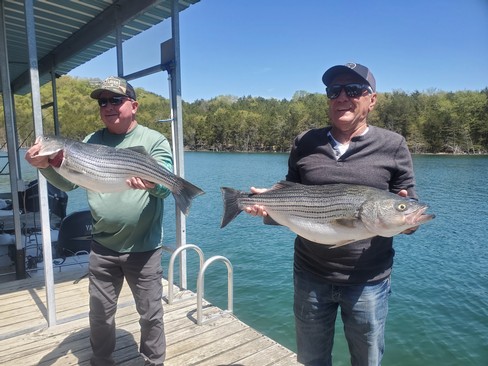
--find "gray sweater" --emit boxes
[286,125,417,284]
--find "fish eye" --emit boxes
[397,203,408,211]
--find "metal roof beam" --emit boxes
[11,0,160,93]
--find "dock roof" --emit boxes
[1,0,200,95]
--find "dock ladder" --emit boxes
[164,244,233,325]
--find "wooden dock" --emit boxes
[0,265,299,365]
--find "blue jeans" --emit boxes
[294,270,391,366]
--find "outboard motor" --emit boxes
[55,210,92,258]
[19,180,68,219]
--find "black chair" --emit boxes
[55,210,93,258]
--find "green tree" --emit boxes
[1,76,487,154]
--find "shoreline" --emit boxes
[2,147,488,156]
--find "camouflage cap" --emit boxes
[90,76,137,100]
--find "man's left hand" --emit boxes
[126,177,156,190]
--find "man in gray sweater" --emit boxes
[247,63,418,366]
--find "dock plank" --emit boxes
[0,266,299,366]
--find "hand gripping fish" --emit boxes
[35,135,204,215]
[220,181,435,247]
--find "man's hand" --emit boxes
[244,187,269,217]
[126,177,156,190]
[24,143,50,169]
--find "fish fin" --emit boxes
[329,240,357,249]
[172,177,205,215]
[64,167,87,176]
[263,215,281,226]
[333,218,358,228]
[220,187,245,228]
[269,180,298,191]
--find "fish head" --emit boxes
[359,196,435,237]
[35,135,67,167]
[35,135,66,156]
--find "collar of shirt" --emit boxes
[327,127,370,159]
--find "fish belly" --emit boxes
[56,149,151,193]
[55,165,131,192]
[269,211,372,246]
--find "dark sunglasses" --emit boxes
[326,83,373,99]
[97,96,129,107]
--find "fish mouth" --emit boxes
[405,206,435,225]
[48,150,64,168]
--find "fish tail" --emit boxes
[220,187,243,228]
[173,178,205,215]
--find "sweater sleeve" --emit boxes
[390,137,418,199]
[286,133,304,183]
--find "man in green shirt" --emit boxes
[25,76,171,366]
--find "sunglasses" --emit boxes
[97,96,129,107]
[326,83,373,99]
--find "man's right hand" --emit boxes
[24,143,50,169]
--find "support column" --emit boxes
[170,0,188,289]
[24,0,57,326]
[0,0,25,279]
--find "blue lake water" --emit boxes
[3,152,487,365]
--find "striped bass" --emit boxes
[220,181,434,247]
[35,135,204,215]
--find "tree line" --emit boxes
[1,76,487,154]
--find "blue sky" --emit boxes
[69,0,488,102]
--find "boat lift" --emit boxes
[0,0,202,327]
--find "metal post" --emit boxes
[170,0,188,289]
[0,0,25,279]
[50,71,60,135]
[24,0,57,326]
[115,10,123,77]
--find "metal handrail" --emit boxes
[196,255,233,325]
[165,244,204,305]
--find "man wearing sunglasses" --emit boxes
[25,76,171,366]
[246,63,418,365]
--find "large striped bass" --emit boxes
[35,135,204,215]
[220,181,434,247]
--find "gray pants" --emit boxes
[88,241,166,366]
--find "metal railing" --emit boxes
[164,244,204,305]
[164,244,233,326]
[196,255,233,325]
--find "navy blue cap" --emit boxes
[322,63,376,92]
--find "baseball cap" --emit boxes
[90,76,137,100]
[322,63,376,92]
